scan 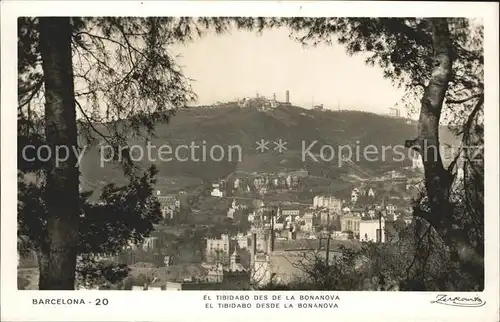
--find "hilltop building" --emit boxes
[238,90,292,110]
[389,107,401,118]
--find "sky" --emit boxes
[170,27,408,116]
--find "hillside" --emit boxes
[80,105,459,191]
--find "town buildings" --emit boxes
[302,211,315,232]
[280,205,301,221]
[72,160,420,292]
[340,212,361,239]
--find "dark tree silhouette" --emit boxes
[254,17,484,290]
[17,17,237,289]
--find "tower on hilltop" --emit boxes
[389,107,400,118]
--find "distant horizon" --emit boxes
[184,99,418,121]
[171,27,418,118]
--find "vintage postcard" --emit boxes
[1,1,499,321]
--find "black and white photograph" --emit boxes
[2,1,499,321]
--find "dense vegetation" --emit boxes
[17,17,483,291]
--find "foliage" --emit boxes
[18,166,162,286]
[269,17,484,291]
[17,275,31,290]
[76,257,130,288]
[17,17,239,288]
[264,213,482,291]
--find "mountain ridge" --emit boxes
[80,104,459,190]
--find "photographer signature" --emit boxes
[430,294,486,308]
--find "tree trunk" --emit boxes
[406,18,479,264]
[414,18,454,229]
[38,17,80,290]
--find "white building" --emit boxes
[227,199,238,219]
[412,152,424,171]
[331,231,349,240]
[359,217,386,243]
[313,196,342,211]
[351,188,360,203]
[162,206,175,219]
[232,233,249,250]
[206,234,230,260]
[142,236,158,250]
[281,209,300,217]
[302,212,315,232]
[233,178,241,189]
[211,187,225,198]
[386,204,396,214]
[239,97,251,108]
[253,177,265,189]
[229,249,246,272]
[313,196,321,208]
[227,208,235,219]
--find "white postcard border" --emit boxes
[1,1,499,322]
